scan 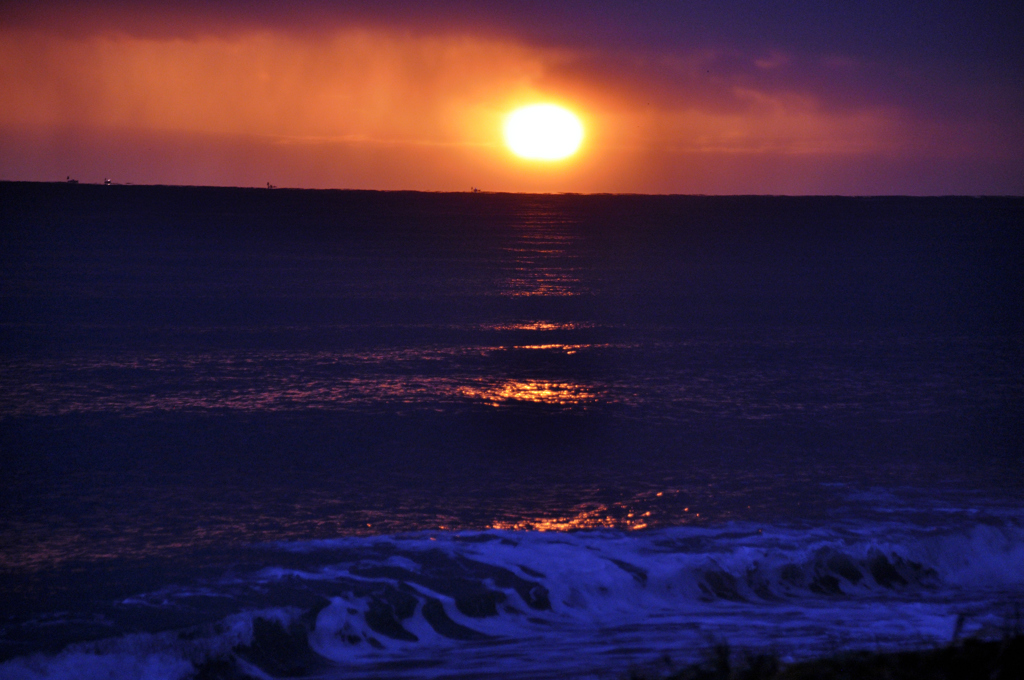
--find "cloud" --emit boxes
[0,25,906,154]
[1,2,1020,193]
[0,29,555,145]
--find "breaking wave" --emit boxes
[3,520,1022,679]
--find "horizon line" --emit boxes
[2,180,1021,199]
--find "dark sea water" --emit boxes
[1,183,1022,679]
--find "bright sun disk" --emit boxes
[504,104,584,161]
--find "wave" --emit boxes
[3,521,1022,679]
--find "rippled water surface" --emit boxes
[1,185,1021,678]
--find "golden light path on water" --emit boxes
[488,489,700,532]
[0,488,704,570]
[0,344,621,416]
[497,209,583,296]
[457,378,595,406]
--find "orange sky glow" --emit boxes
[1,3,1021,194]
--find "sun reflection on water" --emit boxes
[499,210,583,297]
[488,489,697,532]
[458,379,597,406]
[485,321,594,332]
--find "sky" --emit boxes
[1,1,1022,194]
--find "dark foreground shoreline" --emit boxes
[186,615,1023,680]
[640,635,1024,680]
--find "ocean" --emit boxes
[1,183,1022,679]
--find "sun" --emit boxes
[504,104,584,161]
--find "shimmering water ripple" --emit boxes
[1,334,1017,418]
[1,187,1021,676]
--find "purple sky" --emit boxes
[2,1,1021,193]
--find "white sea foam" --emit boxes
[2,521,1021,679]
[0,609,296,680]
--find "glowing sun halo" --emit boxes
[504,104,584,161]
